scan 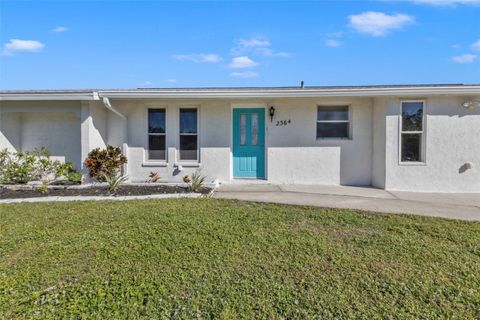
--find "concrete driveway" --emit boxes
[214,183,480,221]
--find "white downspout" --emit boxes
[101,96,129,177]
[102,97,126,120]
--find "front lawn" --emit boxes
[1,199,479,319]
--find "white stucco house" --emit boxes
[1,84,480,192]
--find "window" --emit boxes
[179,108,198,161]
[316,106,349,138]
[251,113,258,146]
[400,101,424,162]
[148,109,166,160]
[240,114,247,145]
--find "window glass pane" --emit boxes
[148,135,165,160]
[402,102,423,132]
[180,135,198,160]
[316,122,349,138]
[251,113,258,145]
[401,133,422,162]
[180,108,197,134]
[148,109,166,134]
[240,114,246,145]
[317,106,348,121]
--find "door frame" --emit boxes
[230,104,268,180]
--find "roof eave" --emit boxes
[1,86,479,101]
[0,92,99,101]
[99,86,480,99]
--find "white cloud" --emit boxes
[166,79,177,83]
[451,54,477,63]
[238,38,270,49]
[472,39,480,51]
[349,11,414,37]
[142,81,153,86]
[52,26,68,33]
[173,53,222,63]
[410,0,480,5]
[229,56,258,68]
[254,47,291,57]
[2,39,45,55]
[231,37,290,57]
[325,39,344,47]
[230,71,259,78]
[231,38,269,55]
[326,31,344,38]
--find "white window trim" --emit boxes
[398,100,427,165]
[144,106,168,165]
[178,106,200,163]
[316,105,352,140]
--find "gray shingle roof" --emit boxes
[1,83,479,94]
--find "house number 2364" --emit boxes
[276,119,291,126]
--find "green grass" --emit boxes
[1,199,479,319]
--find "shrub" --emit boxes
[0,148,81,185]
[84,145,127,182]
[0,150,37,184]
[38,180,49,194]
[183,171,206,192]
[190,171,206,192]
[102,172,128,193]
[56,162,82,184]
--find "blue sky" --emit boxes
[0,0,479,89]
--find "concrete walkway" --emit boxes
[0,193,204,204]
[214,184,480,221]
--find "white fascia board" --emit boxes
[99,86,480,99]
[2,86,479,101]
[0,92,99,101]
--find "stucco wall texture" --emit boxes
[384,96,480,192]
[1,95,479,192]
[0,101,82,167]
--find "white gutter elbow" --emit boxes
[102,97,126,119]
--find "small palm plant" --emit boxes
[189,171,206,193]
[102,171,128,194]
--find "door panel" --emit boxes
[233,108,265,178]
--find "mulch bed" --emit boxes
[0,185,212,199]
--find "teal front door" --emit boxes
[233,108,265,178]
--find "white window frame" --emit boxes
[399,100,426,165]
[178,106,199,162]
[316,105,351,140]
[145,107,167,163]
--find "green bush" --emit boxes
[56,162,82,184]
[0,147,81,185]
[84,146,127,182]
[0,149,37,184]
[38,180,49,194]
